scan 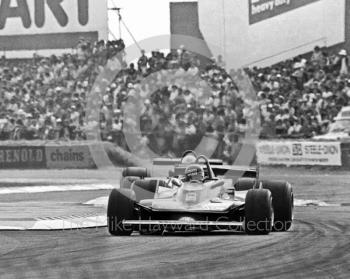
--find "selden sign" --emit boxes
[249,0,320,25]
[0,0,107,51]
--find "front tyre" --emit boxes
[234,178,257,191]
[262,181,293,232]
[107,189,135,236]
[244,189,273,235]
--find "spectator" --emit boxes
[334,49,349,76]
[311,46,324,66]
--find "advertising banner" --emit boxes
[341,142,350,169]
[257,141,342,166]
[249,0,320,24]
[0,0,108,51]
[46,145,96,169]
[199,0,345,68]
[0,146,46,169]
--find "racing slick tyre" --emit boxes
[120,176,139,189]
[234,178,257,191]
[132,180,160,202]
[262,181,294,232]
[107,189,136,236]
[244,189,273,235]
[122,167,150,178]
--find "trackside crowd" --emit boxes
[0,39,349,159]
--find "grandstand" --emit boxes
[0,0,350,161]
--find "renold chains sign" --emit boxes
[0,0,107,51]
[0,146,46,168]
[249,0,320,24]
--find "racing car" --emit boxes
[107,151,294,235]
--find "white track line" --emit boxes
[262,173,350,178]
[294,199,340,207]
[0,216,107,231]
[84,196,109,208]
[0,178,102,183]
[0,226,25,230]
[0,184,115,195]
[84,196,341,208]
[29,215,106,230]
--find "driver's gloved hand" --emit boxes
[171,178,182,187]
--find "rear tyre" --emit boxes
[122,167,150,178]
[234,178,257,191]
[262,181,293,231]
[107,189,135,236]
[244,189,273,235]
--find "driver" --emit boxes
[184,164,205,183]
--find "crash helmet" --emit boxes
[184,164,205,182]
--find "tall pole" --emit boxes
[117,8,122,39]
[109,7,122,39]
[109,7,142,52]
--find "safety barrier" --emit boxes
[0,141,140,169]
[0,145,46,169]
[45,143,96,169]
[0,140,349,169]
[257,140,350,167]
[341,142,350,168]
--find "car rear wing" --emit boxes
[211,165,258,179]
[170,164,258,180]
[153,158,223,166]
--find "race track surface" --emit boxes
[0,167,349,278]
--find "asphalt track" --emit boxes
[0,167,349,279]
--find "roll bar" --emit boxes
[196,155,215,180]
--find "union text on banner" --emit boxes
[257,141,342,166]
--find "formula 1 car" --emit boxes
[107,151,294,236]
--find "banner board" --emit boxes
[0,0,107,51]
[0,146,46,169]
[257,141,342,166]
[249,0,320,25]
[45,145,96,169]
[198,0,345,68]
